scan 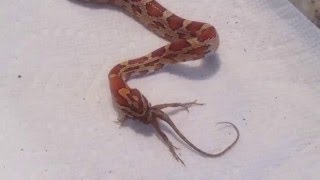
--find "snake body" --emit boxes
[81,0,238,164]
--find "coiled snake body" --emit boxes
[81,0,239,164]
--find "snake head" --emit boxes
[109,75,151,122]
[115,89,152,123]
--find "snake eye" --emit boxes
[132,95,139,101]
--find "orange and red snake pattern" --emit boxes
[81,0,239,165]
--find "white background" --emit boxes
[0,0,320,179]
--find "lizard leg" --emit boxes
[113,113,128,128]
[152,100,204,113]
[151,120,185,165]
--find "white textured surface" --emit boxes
[1,0,320,179]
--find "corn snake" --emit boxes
[80,0,239,164]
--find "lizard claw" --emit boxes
[182,100,204,113]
